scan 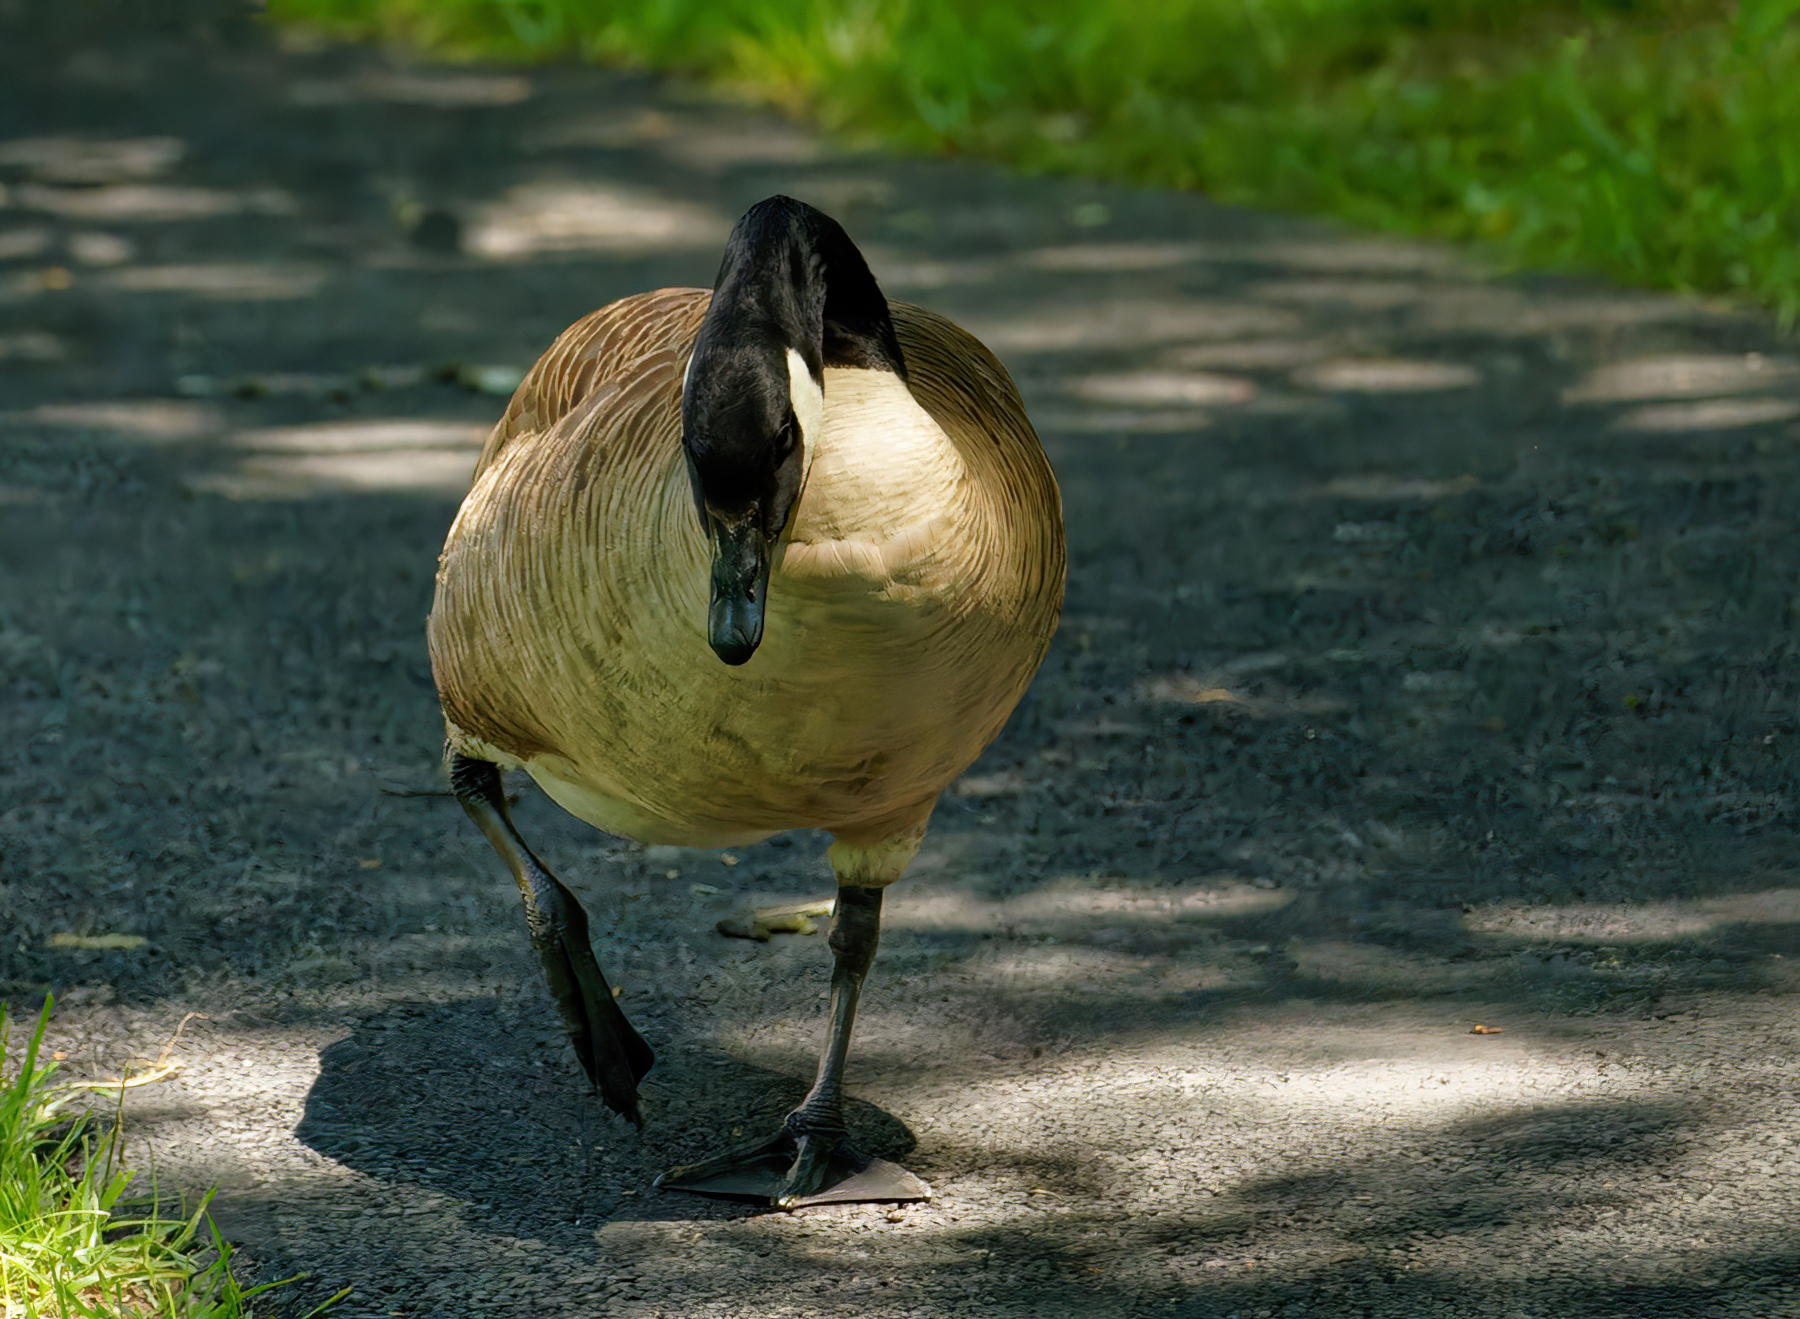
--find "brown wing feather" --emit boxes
[474,288,711,479]
[435,288,710,763]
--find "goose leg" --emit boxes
[656,884,929,1207]
[448,750,654,1125]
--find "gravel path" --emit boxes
[4,6,1799,1317]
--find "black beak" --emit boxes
[707,518,772,665]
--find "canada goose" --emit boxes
[427,195,1065,1207]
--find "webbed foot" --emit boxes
[656,1118,929,1208]
[533,876,654,1125]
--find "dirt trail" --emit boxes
[3,7,1798,1317]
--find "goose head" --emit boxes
[680,196,905,666]
[679,332,810,666]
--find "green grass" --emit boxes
[271,0,1800,326]
[1,999,344,1318]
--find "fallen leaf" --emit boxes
[717,898,834,941]
[1470,1023,1504,1035]
[757,899,835,921]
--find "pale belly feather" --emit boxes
[518,577,999,847]
[453,366,1034,852]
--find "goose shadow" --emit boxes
[293,996,918,1237]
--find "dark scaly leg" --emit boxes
[448,750,654,1125]
[656,884,928,1207]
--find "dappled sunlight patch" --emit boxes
[191,418,486,498]
[1295,358,1480,393]
[13,182,294,221]
[287,70,532,108]
[0,329,64,361]
[894,1040,1652,1149]
[1238,235,1463,276]
[233,419,486,455]
[660,119,827,171]
[1463,889,1800,946]
[951,768,1033,798]
[175,369,364,399]
[1180,1056,1563,1123]
[1614,397,1800,433]
[0,134,185,183]
[785,1073,1783,1300]
[67,230,134,266]
[864,251,1005,292]
[1166,337,1333,370]
[910,944,1187,1002]
[360,69,532,107]
[891,874,1290,941]
[466,181,725,260]
[1252,277,1427,310]
[1023,241,1206,272]
[1564,351,1797,404]
[595,1042,1792,1301]
[523,106,681,151]
[0,225,52,260]
[1409,285,1703,335]
[101,260,327,299]
[190,449,482,498]
[971,299,1300,352]
[26,398,225,439]
[1028,405,1214,436]
[1066,369,1255,408]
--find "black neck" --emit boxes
[704,196,906,381]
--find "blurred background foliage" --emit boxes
[270,0,1800,324]
[272,0,1799,322]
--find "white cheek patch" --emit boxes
[786,347,825,453]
